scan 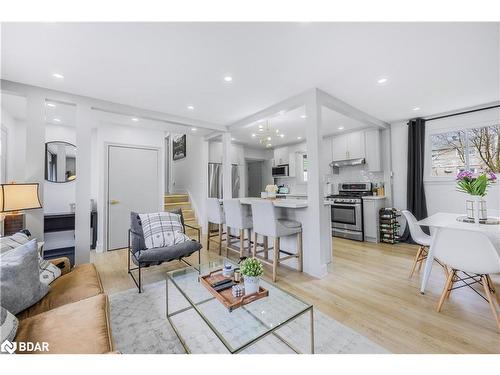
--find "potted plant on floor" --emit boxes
[240,257,264,295]
[456,171,497,223]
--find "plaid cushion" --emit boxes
[138,212,190,250]
[0,232,61,285]
[0,232,30,255]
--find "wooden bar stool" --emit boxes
[223,198,253,257]
[250,200,303,282]
[205,198,226,255]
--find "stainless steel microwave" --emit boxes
[272,164,289,177]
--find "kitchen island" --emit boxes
[221,198,332,276]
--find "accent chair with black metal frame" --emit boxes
[128,209,202,293]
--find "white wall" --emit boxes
[1,109,26,183]
[171,133,208,229]
[391,107,500,216]
[44,124,76,214]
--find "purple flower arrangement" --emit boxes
[456,171,497,197]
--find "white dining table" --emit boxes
[417,212,500,294]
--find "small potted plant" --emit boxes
[456,171,497,222]
[240,257,264,295]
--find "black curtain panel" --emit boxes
[402,117,429,242]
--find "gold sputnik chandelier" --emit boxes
[252,120,284,148]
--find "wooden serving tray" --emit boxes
[200,269,269,312]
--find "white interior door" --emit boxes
[107,145,160,250]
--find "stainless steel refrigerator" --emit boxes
[208,162,240,198]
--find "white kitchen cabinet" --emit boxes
[347,131,365,159]
[273,146,289,165]
[332,135,348,161]
[363,197,386,243]
[365,129,382,172]
[332,130,366,161]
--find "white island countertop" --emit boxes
[239,197,308,208]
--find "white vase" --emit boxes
[466,196,487,223]
[243,276,260,295]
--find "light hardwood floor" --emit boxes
[91,237,500,353]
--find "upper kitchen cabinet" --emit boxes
[347,131,365,159]
[364,129,382,172]
[332,131,365,161]
[273,146,289,165]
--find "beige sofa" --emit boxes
[15,257,115,354]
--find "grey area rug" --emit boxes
[109,280,389,354]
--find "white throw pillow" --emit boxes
[139,212,190,249]
[0,306,18,344]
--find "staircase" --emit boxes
[164,193,201,239]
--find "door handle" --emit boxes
[109,200,120,205]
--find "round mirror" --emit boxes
[45,141,77,183]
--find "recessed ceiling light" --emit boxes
[223,76,233,82]
[258,128,264,132]
[258,124,263,129]
[52,73,64,79]
[267,136,272,141]
[53,118,61,122]
[187,105,195,110]
[297,136,302,140]
[131,117,139,122]
[46,102,56,108]
[231,137,236,141]
[300,115,307,119]
[191,128,197,131]
[280,134,285,138]
[275,129,280,134]
[412,107,421,111]
[377,77,388,84]
[251,133,256,137]
[338,126,344,130]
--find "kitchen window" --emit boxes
[430,124,500,177]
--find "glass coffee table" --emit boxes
[166,258,314,354]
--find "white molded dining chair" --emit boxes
[432,227,500,332]
[401,210,447,278]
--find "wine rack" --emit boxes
[379,208,400,244]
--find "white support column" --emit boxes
[201,139,209,234]
[75,104,93,264]
[222,132,232,199]
[304,89,329,278]
[25,91,45,241]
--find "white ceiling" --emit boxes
[2,22,499,127]
[1,92,214,136]
[231,106,369,148]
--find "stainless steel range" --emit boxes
[326,182,372,241]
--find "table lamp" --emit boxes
[1,183,42,236]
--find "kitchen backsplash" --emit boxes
[276,164,383,196]
[274,178,308,195]
[326,164,384,195]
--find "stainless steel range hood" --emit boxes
[329,158,366,168]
